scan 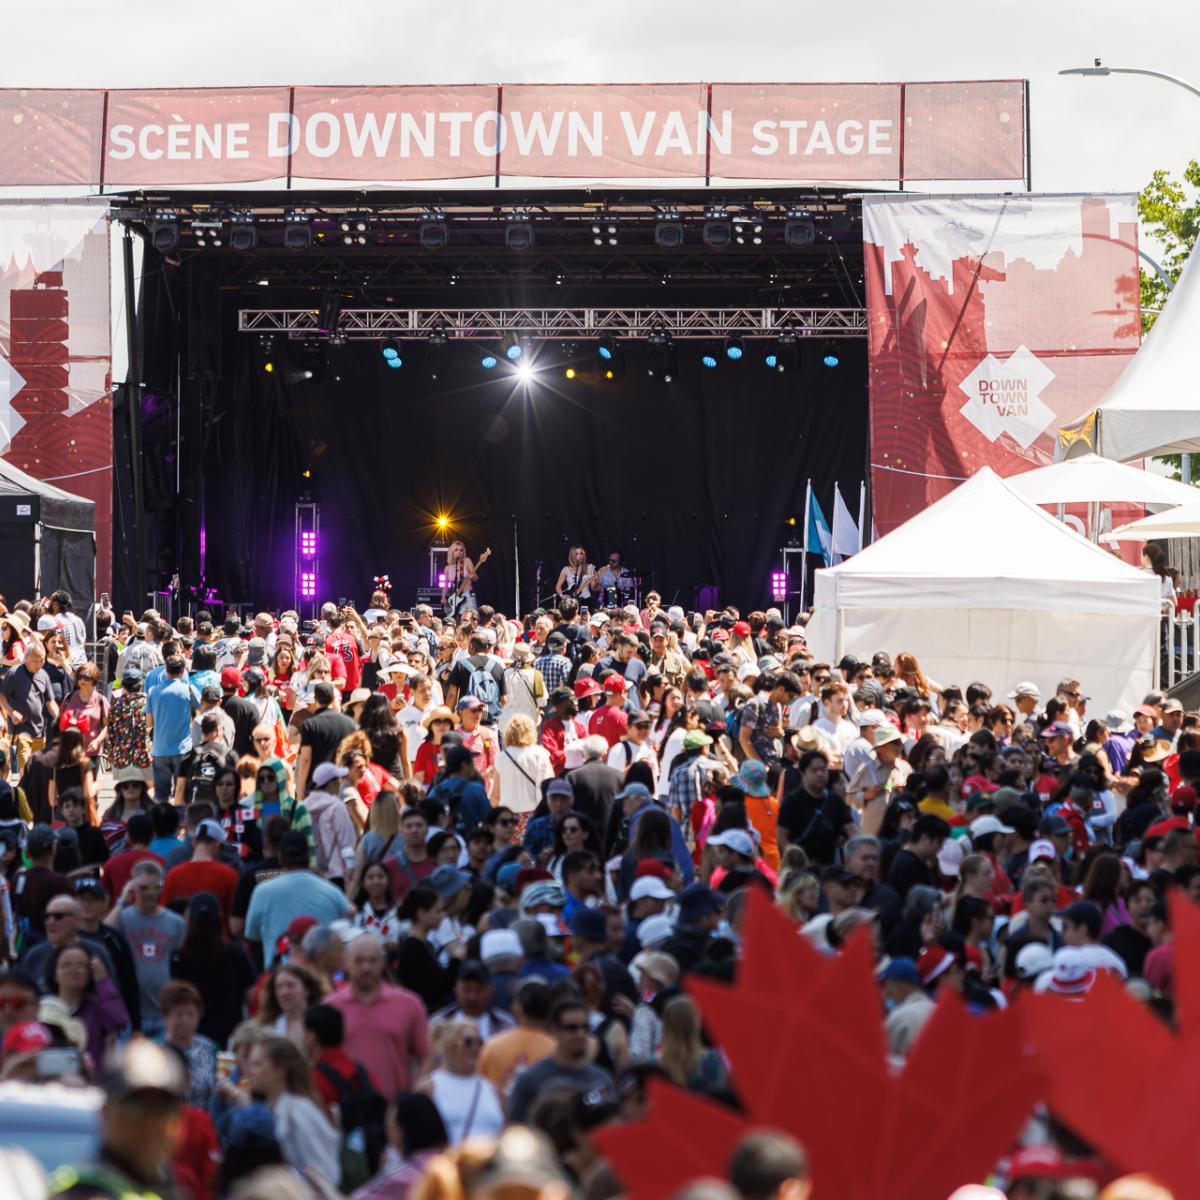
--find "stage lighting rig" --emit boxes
[191,218,223,248]
[766,325,799,372]
[822,343,841,368]
[381,339,402,368]
[655,211,684,249]
[733,215,764,246]
[283,211,312,252]
[229,212,257,252]
[647,326,676,383]
[785,212,816,247]
[724,336,744,362]
[148,212,180,255]
[339,214,370,246]
[591,214,619,247]
[502,332,526,361]
[420,211,449,249]
[317,290,344,336]
[505,212,535,250]
[702,215,731,248]
[480,347,500,369]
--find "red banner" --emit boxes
[863,194,1141,538]
[0,203,112,593]
[0,82,1026,188]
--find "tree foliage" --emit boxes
[1139,159,1200,332]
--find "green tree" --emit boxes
[1138,162,1200,476]
[1139,159,1200,332]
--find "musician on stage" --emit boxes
[555,546,597,601]
[442,541,479,616]
[596,550,631,605]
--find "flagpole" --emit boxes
[857,480,866,550]
[799,479,812,613]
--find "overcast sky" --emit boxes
[9,1,1199,217]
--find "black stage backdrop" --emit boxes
[197,337,867,616]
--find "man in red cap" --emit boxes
[589,675,630,748]
[219,665,259,757]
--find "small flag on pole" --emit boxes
[831,483,862,562]
[806,489,833,566]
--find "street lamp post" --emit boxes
[1061,58,1198,483]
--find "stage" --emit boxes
[118,189,870,614]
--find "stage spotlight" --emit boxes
[591,216,618,247]
[317,291,343,336]
[339,214,369,246]
[733,216,764,246]
[149,219,180,255]
[565,366,577,380]
[480,349,499,369]
[502,333,525,362]
[702,219,731,248]
[381,339,401,366]
[229,216,257,252]
[516,361,535,384]
[597,337,616,362]
[385,356,403,370]
[647,329,676,383]
[764,352,778,370]
[655,220,684,249]
[264,361,275,374]
[420,219,449,249]
[769,326,800,372]
[785,219,816,248]
[701,350,719,369]
[284,212,312,251]
[506,215,535,250]
[192,219,223,248]
[724,337,744,362]
[823,346,841,368]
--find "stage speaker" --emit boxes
[415,587,444,613]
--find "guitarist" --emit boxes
[555,546,598,602]
[442,541,489,618]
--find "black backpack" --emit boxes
[314,1060,387,1189]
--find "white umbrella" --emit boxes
[1006,453,1200,506]
[1107,501,1200,540]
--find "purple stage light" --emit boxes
[300,530,317,557]
[437,571,447,588]
[300,571,317,599]
[770,571,788,601]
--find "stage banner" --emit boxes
[0,82,1026,188]
[0,203,112,593]
[863,194,1141,537]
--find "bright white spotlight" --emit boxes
[516,362,535,383]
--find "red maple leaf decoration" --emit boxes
[1023,892,1200,1195]
[594,891,1044,1200]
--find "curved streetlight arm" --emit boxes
[1059,64,1200,101]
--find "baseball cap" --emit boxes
[546,778,574,798]
[1040,721,1074,740]
[569,907,608,943]
[26,824,56,856]
[677,883,723,924]
[573,677,602,699]
[220,666,242,689]
[428,866,471,901]
[312,762,349,788]
[616,782,652,804]
[706,828,755,858]
[629,712,653,727]
[1133,704,1158,718]
[1007,681,1042,700]
[602,674,627,693]
[969,815,1015,839]
[732,621,752,637]
[480,929,523,963]
[1028,838,1058,862]
[1014,943,1054,981]
[2,1021,53,1059]
[878,957,921,986]
[682,730,713,751]
[458,959,491,984]
[637,913,675,948]
[1039,814,1070,836]
[279,830,311,866]
[194,819,227,844]
[200,684,222,704]
[1162,698,1184,713]
[245,637,268,664]
[102,1038,188,1103]
[629,876,675,902]
[456,696,485,712]
[820,865,862,886]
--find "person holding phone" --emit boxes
[44,942,128,1073]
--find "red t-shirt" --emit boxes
[414,741,442,783]
[324,631,363,691]
[589,704,629,748]
[162,859,240,932]
[103,848,164,901]
[312,1047,363,1114]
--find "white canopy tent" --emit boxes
[805,469,1160,716]
[1108,503,1200,541]
[1006,453,1199,507]
[1061,244,1200,463]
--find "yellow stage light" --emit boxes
[436,515,449,530]
[264,361,275,373]
[565,367,576,380]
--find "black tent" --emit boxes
[0,459,95,607]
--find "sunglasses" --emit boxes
[253,735,272,743]
[496,818,515,827]
[460,1037,482,1048]
[558,1022,589,1034]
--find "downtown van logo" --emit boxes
[957,345,1055,450]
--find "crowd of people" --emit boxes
[0,586,1189,1199]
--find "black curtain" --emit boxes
[199,338,867,615]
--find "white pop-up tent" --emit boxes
[1059,244,1200,463]
[805,468,1161,715]
[1006,453,1199,507]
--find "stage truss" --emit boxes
[238,306,866,339]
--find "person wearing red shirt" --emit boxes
[540,689,587,776]
[162,820,240,933]
[102,812,163,902]
[302,1002,378,1125]
[588,676,630,748]
[324,613,364,695]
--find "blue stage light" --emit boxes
[506,342,523,361]
[823,351,840,368]
[724,337,744,361]
[701,353,718,369]
[481,353,499,369]
[764,353,779,370]
[386,356,403,369]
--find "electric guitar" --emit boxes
[444,547,491,617]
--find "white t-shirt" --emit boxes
[396,703,432,765]
[494,743,554,814]
[431,1069,506,1145]
[812,715,858,758]
[607,738,658,788]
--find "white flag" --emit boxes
[831,483,861,562]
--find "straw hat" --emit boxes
[421,705,459,729]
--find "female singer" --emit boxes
[555,546,597,601]
[441,541,478,617]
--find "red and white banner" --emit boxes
[863,194,1142,539]
[0,81,1027,188]
[0,203,112,591]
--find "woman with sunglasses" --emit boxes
[212,765,263,862]
[99,766,151,854]
[60,662,109,766]
[425,1018,505,1145]
[247,758,315,867]
[546,811,601,884]
[414,706,458,786]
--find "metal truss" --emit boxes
[238,307,866,339]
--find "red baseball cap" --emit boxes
[732,621,751,637]
[634,860,672,882]
[1134,704,1157,718]
[220,666,243,689]
[603,675,627,693]
[286,915,319,943]
[574,678,602,699]
[3,1021,53,1059]
[1173,785,1199,812]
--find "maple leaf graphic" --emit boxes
[595,891,1043,1200]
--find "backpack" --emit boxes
[314,1060,387,1191]
[726,703,746,762]
[428,776,473,838]
[188,754,220,804]
[466,661,502,723]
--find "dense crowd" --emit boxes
[0,587,1189,1199]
